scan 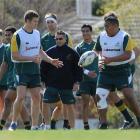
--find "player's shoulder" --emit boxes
[119,30,130,38]
[75,41,84,48]
[33,29,40,35]
[41,32,50,39]
[99,31,106,37]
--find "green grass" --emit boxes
[0,130,140,140]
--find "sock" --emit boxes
[50,120,56,129]
[0,120,6,130]
[136,117,140,126]
[84,122,89,130]
[24,121,31,130]
[63,120,70,129]
[31,125,38,130]
[115,100,133,122]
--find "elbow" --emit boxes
[127,53,131,59]
[12,53,20,61]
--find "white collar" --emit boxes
[0,43,4,48]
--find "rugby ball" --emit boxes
[78,51,97,67]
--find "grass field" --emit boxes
[0,130,140,140]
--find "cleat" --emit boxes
[120,120,135,129]
[31,126,39,130]
[99,123,108,129]
[8,123,17,131]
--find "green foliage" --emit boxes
[92,0,133,16]
[92,0,105,16]
[107,105,123,128]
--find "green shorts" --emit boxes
[0,85,8,90]
[97,72,132,91]
[78,81,97,96]
[16,74,41,88]
[43,86,75,104]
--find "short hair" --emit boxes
[81,24,92,32]
[0,29,3,36]
[45,13,57,20]
[24,10,39,22]
[56,30,67,38]
[104,11,119,26]
[5,26,16,34]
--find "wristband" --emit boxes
[84,69,90,75]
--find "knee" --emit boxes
[56,103,62,110]
[95,94,100,102]
[32,93,41,103]
[4,97,12,107]
[96,88,109,109]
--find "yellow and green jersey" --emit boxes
[94,30,134,74]
[41,32,73,51]
[75,40,98,82]
[0,44,8,86]
[95,30,134,65]
[11,28,40,75]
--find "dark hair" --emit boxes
[45,13,57,20]
[24,10,39,22]
[81,24,92,32]
[0,29,3,36]
[5,26,16,34]
[56,30,66,38]
[104,11,119,26]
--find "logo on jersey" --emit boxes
[25,46,38,51]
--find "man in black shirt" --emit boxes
[41,30,83,129]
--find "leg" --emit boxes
[96,88,110,129]
[51,101,62,121]
[81,94,90,129]
[42,102,50,126]
[0,89,16,130]
[63,104,75,128]
[122,88,140,126]
[0,89,7,113]
[29,87,41,128]
[63,104,70,129]
[108,92,133,122]
[12,86,27,122]
[20,105,31,130]
[9,86,27,130]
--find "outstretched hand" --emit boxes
[51,58,64,68]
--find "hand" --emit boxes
[73,82,79,91]
[87,71,97,78]
[32,55,41,64]
[100,56,112,65]
[51,58,64,68]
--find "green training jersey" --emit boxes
[0,44,8,86]
[75,40,98,82]
[41,32,73,51]
[4,44,16,85]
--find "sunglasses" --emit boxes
[55,37,63,40]
[5,34,12,36]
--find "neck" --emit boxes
[49,30,56,36]
[108,28,120,37]
[84,38,92,43]
[23,24,33,33]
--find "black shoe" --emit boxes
[99,123,108,129]
[84,124,90,130]
[120,120,135,129]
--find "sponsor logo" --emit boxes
[25,46,38,51]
